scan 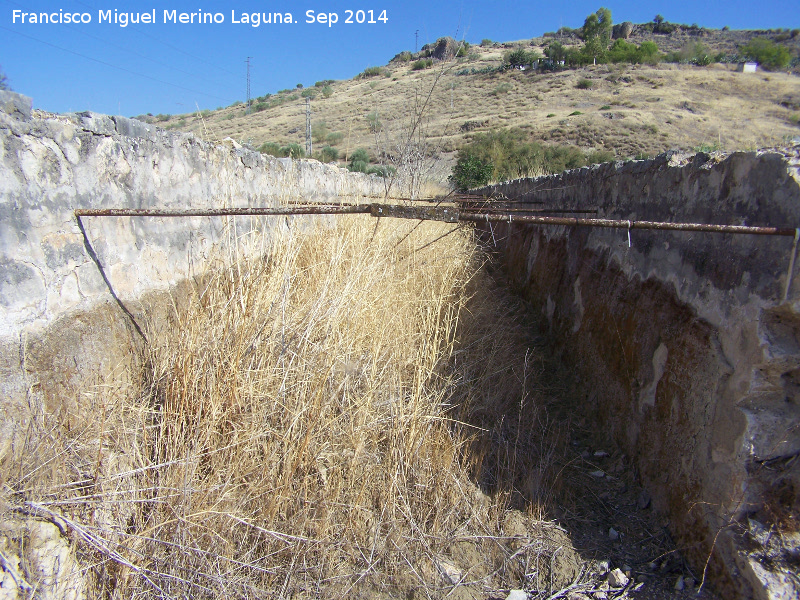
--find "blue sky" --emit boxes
[0,0,796,117]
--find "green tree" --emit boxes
[0,66,9,91]
[503,47,538,69]
[545,41,568,63]
[449,154,493,191]
[582,7,613,64]
[740,38,792,70]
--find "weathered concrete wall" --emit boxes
[0,91,398,472]
[478,149,800,599]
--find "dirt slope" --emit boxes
[148,26,800,179]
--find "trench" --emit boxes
[6,215,724,600]
[2,100,799,600]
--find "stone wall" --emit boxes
[478,149,800,599]
[0,90,398,478]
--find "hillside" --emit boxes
[142,23,800,184]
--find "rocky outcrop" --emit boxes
[421,36,460,60]
[478,148,800,599]
[612,22,634,39]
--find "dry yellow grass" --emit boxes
[5,216,580,598]
[170,42,800,170]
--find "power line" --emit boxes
[0,25,229,102]
[70,0,239,77]
[0,0,215,82]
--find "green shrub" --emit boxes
[322,85,334,98]
[392,51,413,62]
[480,39,493,47]
[253,102,269,112]
[452,127,609,184]
[651,15,676,34]
[568,111,583,116]
[155,113,171,122]
[320,146,339,162]
[311,121,329,144]
[740,38,792,70]
[258,142,281,156]
[300,89,317,99]
[599,105,611,110]
[788,113,800,126]
[449,154,494,191]
[326,132,344,145]
[366,165,396,178]
[576,79,594,89]
[349,160,369,173]
[607,39,661,64]
[359,66,388,78]
[664,41,715,66]
[279,143,305,159]
[314,79,335,87]
[349,148,370,164]
[546,113,556,118]
[296,83,303,88]
[411,59,434,70]
[490,83,513,96]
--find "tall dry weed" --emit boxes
[4,216,577,599]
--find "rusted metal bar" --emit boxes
[74,205,372,217]
[370,204,460,223]
[457,213,799,236]
[460,207,599,214]
[74,203,797,237]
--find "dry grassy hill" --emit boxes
[143,25,800,183]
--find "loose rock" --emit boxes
[608,527,620,540]
[506,590,527,600]
[674,575,685,590]
[608,568,629,588]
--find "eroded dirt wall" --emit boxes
[478,148,800,599]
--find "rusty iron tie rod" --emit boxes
[459,213,798,236]
[74,205,373,217]
[369,205,799,236]
[74,204,798,237]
